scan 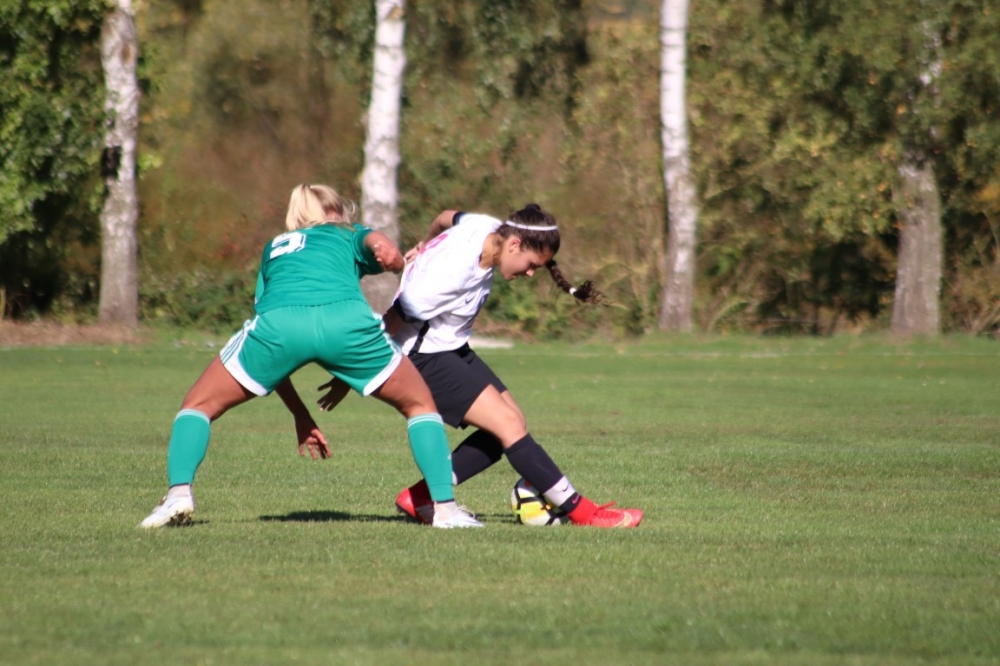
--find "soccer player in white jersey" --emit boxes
[138,184,482,530]
[320,203,643,528]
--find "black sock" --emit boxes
[451,429,504,484]
[504,434,567,497]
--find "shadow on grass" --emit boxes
[258,511,516,524]
[259,510,401,523]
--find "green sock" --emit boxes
[406,413,454,503]
[166,409,211,486]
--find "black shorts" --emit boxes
[409,344,506,428]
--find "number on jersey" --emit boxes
[270,231,307,259]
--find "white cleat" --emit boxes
[431,505,484,529]
[139,495,195,529]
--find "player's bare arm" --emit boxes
[404,210,459,262]
[275,378,331,460]
[365,231,405,273]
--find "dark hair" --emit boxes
[495,203,561,254]
[498,203,604,305]
[545,260,604,304]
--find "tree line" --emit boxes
[1,0,998,337]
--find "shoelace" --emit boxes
[594,502,626,517]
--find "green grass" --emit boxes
[1,334,998,665]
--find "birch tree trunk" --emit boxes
[98,0,140,326]
[658,0,697,332]
[891,15,942,336]
[891,157,942,335]
[360,0,406,314]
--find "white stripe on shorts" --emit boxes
[220,316,256,364]
[220,317,269,396]
[362,347,403,396]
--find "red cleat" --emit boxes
[395,481,434,525]
[568,497,643,528]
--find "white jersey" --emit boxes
[393,213,502,355]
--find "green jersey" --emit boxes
[253,224,383,313]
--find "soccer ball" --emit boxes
[510,477,567,526]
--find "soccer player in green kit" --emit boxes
[139,184,482,529]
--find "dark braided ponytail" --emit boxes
[545,260,605,305]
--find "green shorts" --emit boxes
[220,300,401,396]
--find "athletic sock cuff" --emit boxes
[175,409,210,424]
[407,413,444,428]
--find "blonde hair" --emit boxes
[284,184,357,231]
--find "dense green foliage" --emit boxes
[2,0,999,336]
[2,336,999,663]
[0,0,110,318]
[690,0,1000,334]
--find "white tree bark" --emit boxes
[98,0,140,326]
[658,0,698,332]
[360,0,406,314]
[892,158,942,336]
[891,16,943,336]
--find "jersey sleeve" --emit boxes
[350,224,383,276]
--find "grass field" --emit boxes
[1,333,998,665]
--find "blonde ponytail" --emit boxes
[285,184,357,231]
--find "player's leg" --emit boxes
[452,429,505,484]
[398,384,550,523]
[395,427,505,523]
[372,357,452,498]
[324,303,480,528]
[417,347,514,480]
[396,348,602,524]
[171,358,256,481]
[140,314,280,529]
[430,375,516,486]
[463,387,643,529]
[371,359,482,528]
[394,347,507,522]
[463,385,575,499]
[140,357,256,528]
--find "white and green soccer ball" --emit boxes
[510,477,567,526]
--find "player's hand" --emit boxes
[317,378,351,413]
[372,241,405,273]
[403,241,425,263]
[296,417,331,460]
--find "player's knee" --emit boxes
[493,409,528,446]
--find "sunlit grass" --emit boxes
[1,334,998,665]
